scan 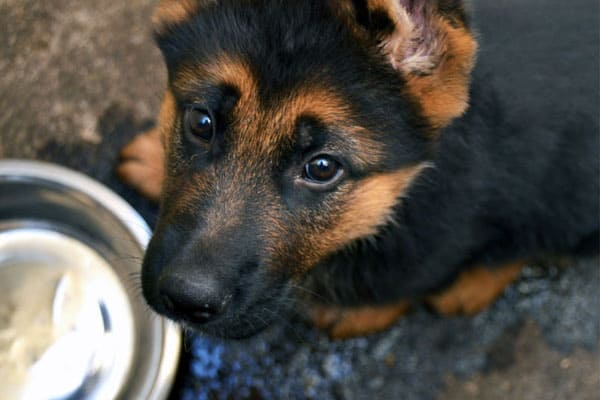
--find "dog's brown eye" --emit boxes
[304,156,342,184]
[184,107,214,144]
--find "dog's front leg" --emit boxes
[425,261,525,315]
[116,91,176,200]
[117,127,164,201]
[310,301,410,340]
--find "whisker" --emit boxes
[288,282,336,306]
[261,306,308,344]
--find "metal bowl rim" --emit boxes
[0,159,180,400]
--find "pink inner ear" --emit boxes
[399,0,426,20]
[380,0,446,75]
[404,2,437,55]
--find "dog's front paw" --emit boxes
[310,301,410,339]
[426,262,524,315]
[117,129,165,201]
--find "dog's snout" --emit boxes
[157,274,231,324]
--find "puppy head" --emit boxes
[143,0,476,338]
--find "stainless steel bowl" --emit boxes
[0,160,180,400]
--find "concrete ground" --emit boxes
[0,1,598,399]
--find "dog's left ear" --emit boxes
[333,0,477,131]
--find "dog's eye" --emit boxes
[184,106,214,144]
[304,155,342,184]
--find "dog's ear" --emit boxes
[333,0,477,131]
[152,0,214,33]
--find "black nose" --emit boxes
[157,274,231,324]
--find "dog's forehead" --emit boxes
[157,1,365,86]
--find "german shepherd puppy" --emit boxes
[118,0,599,339]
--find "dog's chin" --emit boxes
[144,278,296,339]
[183,313,274,339]
[172,292,294,339]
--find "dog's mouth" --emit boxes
[146,280,296,339]
[181,302,285,339]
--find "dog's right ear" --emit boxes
[331,0,477,132]
[152,0,214,34]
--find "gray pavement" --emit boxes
[0,1,598,399]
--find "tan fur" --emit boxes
[282,88,353,128]
[330,164,427,247]
[311,300,410,339]
[279,164,427,275]
[156,89,177,150]
[152,0,207,31]
[426,262,525,315]
[117,90,176,201]
[117,128,165,201]
[403,20,477,130]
